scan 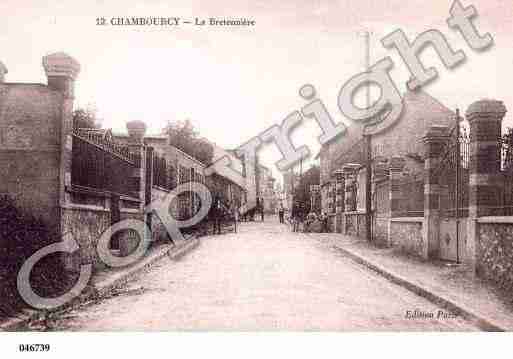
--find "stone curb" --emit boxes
[332,243,507,332]
[0,238,200,331]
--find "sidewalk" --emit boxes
[90,237,200,297]
[310,233,513,331]
[0,237,200,331]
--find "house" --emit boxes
[317,87,455,244]
[257,164,278,214]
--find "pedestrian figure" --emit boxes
[305,211,317,233]
[278,203,285,224]
[230,200,238,233]
[319,212,329,233]
[297,202,306,232]
[212,194,222,235]
[291,201,300,232]
[260,197,265,222]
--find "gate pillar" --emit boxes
[388,156,405,246]
[466,100,507,272]
[333,169,345,233]
[422,125,450,260]
[389,157,406,218]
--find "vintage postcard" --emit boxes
[0,0,512,357]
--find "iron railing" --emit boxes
[153,154,168,189]
[71,129,140,197]
[394,172,424,217]
[433,123,470,218]
[499,131,513,215]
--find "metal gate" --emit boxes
[433,110,470,263]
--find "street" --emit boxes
[50,218,477,331]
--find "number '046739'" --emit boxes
[18,344,50,352]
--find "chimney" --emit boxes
[126,120,147,144]
[42,52,80,98]
[0,61,7,83]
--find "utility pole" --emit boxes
[290,167,295,207]
[360,29,373,242]
[455,108,461,264]
[299,157,304,209]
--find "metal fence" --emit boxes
[499,130,513,215]
[71,129,140,197]
[434,125,470,218]
[153,154,168,189]
[395,172,424,217]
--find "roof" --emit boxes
[113,132,207,167]
[319,87,454,170]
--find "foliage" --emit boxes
[0,196,77,317]
[72,106,102,130]
[163,119,214,164]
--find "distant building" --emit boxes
[256,164,278,213]
[282,171,300,210]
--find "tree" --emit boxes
[163,119,214,164]
[72,106,102,130]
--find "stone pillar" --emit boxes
[422,125,450,260]
[127,120,147,145]
[373,162,388,184]
[43,53,80,208]
[326,180,335,215]
[126,120,147,203]
[373,161,388,244]
[0,61,7,83]
[343,165,358,213]
[120,121,149,252]
[387,156,405,246]
[389,156,406,217]
[333,169,345,233]
[43,52,80,99]
[466,99,507,272]
[43,53,80,272]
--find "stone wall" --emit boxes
[327,214,336,233]
[0,83,64,231]
[373,218,388,246]
[150,186,178,242]
[389,219,424,257]
[61,206,111,272]
[478,223,513,293]
[345,212,366,237]
[335,213,343,233]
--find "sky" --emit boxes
[1,0,512,182]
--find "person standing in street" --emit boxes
[291,201,300,232]
[230,200,239,233]
[278,203,285,224]
[212,194,222,235]
[318,212,328,232]
[260,197,265,222]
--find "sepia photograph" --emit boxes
[0,0,512,357]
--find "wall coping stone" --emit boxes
[42,52,80,79]
[120,208,140,214]
[391,217,424,223]
[62,203,109,213]
[344,211,367,215]
[477,216,513,224]
[152,185,171,193]
[466,99,507,121]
